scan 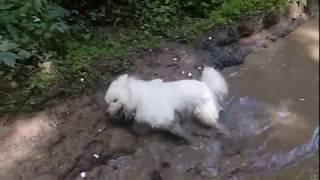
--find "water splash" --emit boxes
[271,126,319,169]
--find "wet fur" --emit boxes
[105,67,228,142]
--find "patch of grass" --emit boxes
[21,69,57,103]
[64,30,160,67]
[0,65,57,113]
[0,30,161,113]
[57,29,161,82]
[167,0,288,41]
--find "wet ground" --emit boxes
[0,5,319,180]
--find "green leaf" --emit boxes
[47,4,68,18]
[0,52,18,67]
[17,50,32,59]
[201,2,210,7]
[33,0,46,12]
[51,22,69,33]
[0,3,15,10]
[0,40,18,52]
[6,24,20,40]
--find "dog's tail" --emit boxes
[201,66,228,102]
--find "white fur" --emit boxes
[105,66,228,130]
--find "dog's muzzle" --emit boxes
[115,106,124,117]
[105,106,123,117]
[107,108,136,127]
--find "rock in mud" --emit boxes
[199,46,251,69]
[83,128,137,157]
[262,11,281,28]
[131,122,153,136]
[237,10,280,37]
[150,170,164,180]
[107,128,137,154]
[237,15,264,37]
[205,26,239,46]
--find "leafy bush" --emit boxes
[112,0,225,34]
[0,0,69,68]
[0,0,240,70]
[0,0,288,69]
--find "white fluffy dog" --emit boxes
[105,66,228,142]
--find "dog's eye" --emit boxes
[113,98,118,102]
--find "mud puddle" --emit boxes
[0,6,319,180]
[79,15,319,180]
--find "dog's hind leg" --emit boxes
[193,101,219,128]
[193,101,230,136]
[164,121,194,144]
[161,111,194,144]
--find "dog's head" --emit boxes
[105,74,130,118]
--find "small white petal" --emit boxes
[181,71,185,74]
[277,111,290,118]
[187,72,192,77]
[80,172,86,178]
[208,36,212,40]
[93,154,100,159]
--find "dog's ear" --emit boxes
[115,74,128,82]
[118,74,128,79]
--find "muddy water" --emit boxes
[223,18,319,179]
[80,19,319,180]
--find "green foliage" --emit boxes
[0,0,69,68]
[0,0,287,69]
[110,0,226,36]
[176,0,288,41]
[61,30,160,78]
